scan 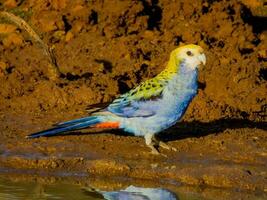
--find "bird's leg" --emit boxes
[152,135,177,152]
[144,134,160,155]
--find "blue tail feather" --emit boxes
[27,117,100,139]
[54,116,98,127]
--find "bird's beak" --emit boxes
[198,53,206,65]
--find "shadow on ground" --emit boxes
[160,118,267,142]
[44,118,267,142]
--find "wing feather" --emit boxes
[107,76,169,117]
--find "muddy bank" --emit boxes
[0,0,266,194]
[0,111,266,192]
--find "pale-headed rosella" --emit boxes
[27,44,206,154]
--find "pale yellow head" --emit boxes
[167,44,206,72]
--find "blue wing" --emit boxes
[107,79,168,118]
[108,100,158,118]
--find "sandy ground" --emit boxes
[0,0,266,196]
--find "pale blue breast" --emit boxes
[121,68,198,136]
[161,68,198,121]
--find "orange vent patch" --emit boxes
[93,122,120,129]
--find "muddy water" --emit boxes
[0,174,266,200]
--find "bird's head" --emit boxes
[168,44,206,72]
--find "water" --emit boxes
[0,174,266,200]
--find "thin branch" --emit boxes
[0,11,61,79]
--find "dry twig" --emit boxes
[0,11,61,79]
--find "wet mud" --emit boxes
[0,0,266,195]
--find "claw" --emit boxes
[148,144,160,155]
[159,141,177,152]
[147,145,167,157]
[144,134,173,156]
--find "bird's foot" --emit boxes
[147,144,167,157]
[145,134,167,157]
[158,141,177,152]
[149,144,160,155]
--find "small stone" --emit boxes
[53,30,65,41]
[124,53,131,60]
[50,160,59,169]
[72,21,84,34]
[252,136,259,140]
[65,31,74,42]
[258,50,267,59]
[143,30,154,39]
[0,61,7,77]
[0,61,7,71]
[151,163,158,169]
[39,18,58,32]
[79,157,84,161]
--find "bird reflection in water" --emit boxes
[83,185,178,200]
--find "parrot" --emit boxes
[27,44,206,155]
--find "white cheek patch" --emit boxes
[183,57,199,70]
[176,50,205,71]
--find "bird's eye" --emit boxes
[186,51,193,56]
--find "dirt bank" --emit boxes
[0,0,266,193]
